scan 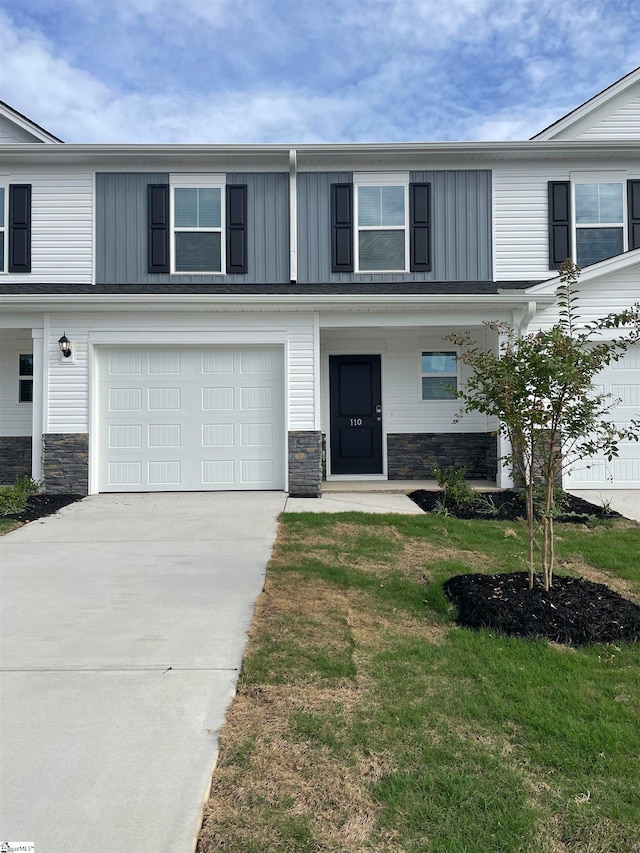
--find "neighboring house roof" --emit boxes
[532,66,640,140]
[525,248,640,294]
[0,100,63,143]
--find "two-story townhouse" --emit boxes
[1,68,639,497]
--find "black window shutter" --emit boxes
[226,184,248,274]
[9,184,31,273]
[628,180,640,251]
[147,184,169,273]
[548,181,571,270]
[410,182,431,272]
[331,183,353,273]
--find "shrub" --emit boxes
[0,476,40,517]
[431,463,476,506]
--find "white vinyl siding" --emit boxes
[493,163,640,280]
[44,311,317,435]
[573,93,640,140]
[534,260,640,329]
[0,172,93,284]
[0,331,33,436]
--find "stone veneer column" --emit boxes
[288,431,322,497]
[42,434,89,495]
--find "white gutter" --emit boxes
[289,149,297,284]
[0,293,556,311]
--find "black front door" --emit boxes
[329,355,383,475]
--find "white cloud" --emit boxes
[0,1,638,143]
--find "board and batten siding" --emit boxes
[297,170,492,283]
[45,312,317,434]
[0,172,93,284]
[0,331,33,436]
[494,162,640,281]
[320,328,495,436]
[95,172,289,284]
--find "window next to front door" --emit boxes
[19,353,33,403]
[421,351,457,400]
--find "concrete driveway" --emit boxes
[568,489,640,522]
[0,492,285,853]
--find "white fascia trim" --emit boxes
[88,330,288,345]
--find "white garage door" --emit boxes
[564,344,640,489]
[98,347,285,492]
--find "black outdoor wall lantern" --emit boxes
[58,333,72,358]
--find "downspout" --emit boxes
[289,148,297,284]
[518,301,537,337]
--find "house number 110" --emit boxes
[350,418,363,426]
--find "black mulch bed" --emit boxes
[409,488,622,522]
[443,571,640,646]
[6,493,84,523]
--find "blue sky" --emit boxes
[1,0,639,143]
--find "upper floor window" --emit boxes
[549,175,639,270]
[331,175,430,275]
[0,186,5,271]
[170,175,225,274]
[574,182,624,266]
[421,351,457,400]
[356,177,408,272]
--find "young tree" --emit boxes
[446,260,640,591]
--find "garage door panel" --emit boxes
[98,347,284,492]
[564,343,640,489]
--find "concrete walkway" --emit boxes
[285,492,424,513]
[0,492,285,853]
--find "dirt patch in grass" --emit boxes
[444,571,640,646]
[198,684,387,853]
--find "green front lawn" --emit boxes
[198,513,640,853]
[0,518,20,536]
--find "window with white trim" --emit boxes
[0,185,5,272]
[574,181,624,266]
[421,351,457,400]
[170,175,225,273]
[19,353,33,403]
[355,173,408,272]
